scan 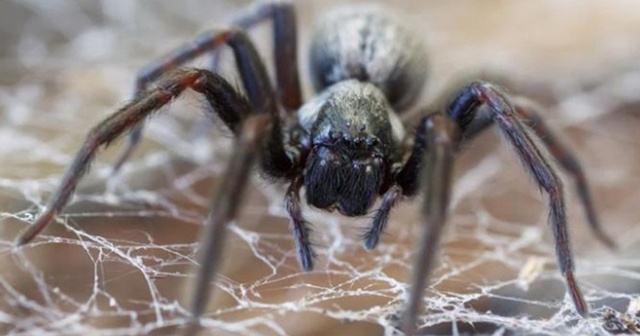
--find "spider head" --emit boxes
[299,80,401,216]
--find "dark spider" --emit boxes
[15,2,616,335]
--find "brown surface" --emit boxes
[1,1,640,335]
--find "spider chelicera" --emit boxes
[16,2,616,335]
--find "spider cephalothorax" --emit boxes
[16,2,616,335]
[300,80,402,216]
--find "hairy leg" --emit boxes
[448,82,589,316]
[284,176,316,271]
[214,1,302,111]
[458,95,615,249]
[395,113,460,335]
[363,184,403,250]
[116,1,302,173]
[513,98,615,248]
[16,65,293,243]
[187,113,272,328]
[395,82,593,335]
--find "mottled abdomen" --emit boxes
[309,5,428,111]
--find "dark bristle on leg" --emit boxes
[399,113,459,336]
[513,98,616,249]
[17,66,282,246]
[448,82,590,316]
[113,1,300,174]
[187,114,272,332]
[17,69,207,246]
[285,177,316,271]
[397,81,600,334]
[16,14,303,334]
[363,184,403,250]
[454,95,616,250]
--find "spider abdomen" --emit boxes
[309,5,428,111]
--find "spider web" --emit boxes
[2,1,640,335]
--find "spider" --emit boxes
[15,2,616,335]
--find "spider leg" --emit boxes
[513,98,616,248]
[395,82,593,334]
[458,97,615,249]
[17,27,294,245]
[362,110,452,250]
[15,68,254,245]
[447,82,589,316]
[212,1,302,111]
[284,177,316,271]
[188,113,271,327]
[396,113,460,336]
[114,1,301,174]
[16,66,293,333]
[363,184,403,250]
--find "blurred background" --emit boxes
[1,1,640,335]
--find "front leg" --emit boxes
[513,98,615,248]
[114,2,302,174]
[17,29,295,246]
[395,82,595,335]
[16,68,263,245]
[215,1,302,111]
[13,67,290,335]
[454,95,615,249]
[284,176,316,271]
[394,113,461,336]
[188,113,273,331]
[448,82,589,316]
